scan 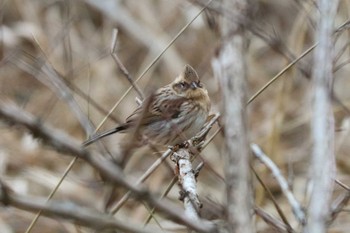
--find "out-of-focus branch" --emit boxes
[110,28,144,99]
[0,101,216,233]
[171,148,202,221]
[0,183,160,233]
[251,144,305,224]
[84,0,184,74]
[254,207,295,233]
[0,101,85,156]
[85,0,212,132]
[110,113,220,214]
[8,48,97,233]
[330,180,350,223]
[110,148,173,214]
[304,0,339,232]
[211,0,253,232]
[9,51,95,135]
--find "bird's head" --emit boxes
[172,65,208,99]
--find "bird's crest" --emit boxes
[182,64,199,82]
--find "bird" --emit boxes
[82,64,211,148]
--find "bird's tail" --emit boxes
[82,125,128,147]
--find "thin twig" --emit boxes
[247,43,317,105]
[329,180,350,223]
[110,29,144,99]
[0,102,216,233]
[171,149,202,220]
[212,0,253,229]
[93,0,214,133]
[12,42,96,233]
[251,143,306,224]
[305,1,338,232]
[25,157,79,233]
[110,113,220,214]
[255,206,293,232]
[28,37,95,134]
[109,148,173,214]
[252,167,294,233]
[144,176,178,225]
[0,183,161,233]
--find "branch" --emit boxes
[9,51,95,135]
[109,148,173,214]
[110,113,220,214]
[251,143,305,224]
[0,183,160,233]
[0,101,216,233]
[110,28,144,99]
[171,148,202,220]
[254,206,295,233]
[329,180,350,223]
[84,0,186,74]
[211,0,253,232]
[304,0,339,232]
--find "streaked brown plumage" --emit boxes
[83,64,210,147]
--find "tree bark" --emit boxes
[212,0,254,232]
[304,0,339,232]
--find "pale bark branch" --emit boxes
[110,148,173,214]
[304,0,339,232]
[171,149,202,221]
[211,0,253,232]
[110,113,220,214]
[0,101,216,233]
[254,207,295,233]
[330,180,350,223]
[110,28,144,99]
[84,0,185,74]
[251,144,305,224]
[9,53,95,135]
[0,184,160,233]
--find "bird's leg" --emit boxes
[168,141,190,152]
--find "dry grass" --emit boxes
[0,0,350,232]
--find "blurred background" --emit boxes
[1,0,350,232]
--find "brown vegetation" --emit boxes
[0,0,349,232]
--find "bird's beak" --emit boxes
[190,81,198,90]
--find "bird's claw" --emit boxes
[168,141,190,152]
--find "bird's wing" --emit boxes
[124,94,187,127]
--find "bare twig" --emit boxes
[109,148,173,214]
[84,0,185,74]
[193,113,220,145]
[304,1,339,232]
[252,167,294,233]
[25,157,79,233]
[9,52,94,135]
[330,190,350,223]
[212,0,253,231]
[328,180,350,223]
[171,149,202,221]
[89,0,213,132]
[141,114,220,225]
[251,144,305,224]
[9,46,97,233]
[110,29,144,99]
[0,183,160,233]
[144,176,178,225]
[247,43,317,105]
[255,206,295,233]
[10,46,118,233]
[110,113,220,214]
[0,102,216,233]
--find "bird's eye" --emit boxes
[177,81,189,90]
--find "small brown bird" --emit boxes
[83,65,210,147]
